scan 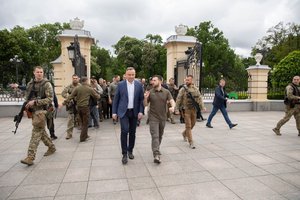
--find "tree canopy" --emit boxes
[1,20,298,93]
[187,21,248,90]
[0,23,69,86]
[271,50,300,88]
[253,22,300,68]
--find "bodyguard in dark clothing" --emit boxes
[112,67,144,165]
[206,79,237,129]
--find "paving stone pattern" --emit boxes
[0,111,299,199]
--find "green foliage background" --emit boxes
[1,20,299,96]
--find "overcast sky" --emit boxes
[1,0,299,57]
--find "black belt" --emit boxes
[127,108,133,111]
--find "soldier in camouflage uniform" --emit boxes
[62,74,81,139]
[21,66,56,166]
[175,75,206,149]
[167,78,178,124]
[273,76,300,136]
[108,75,120,124]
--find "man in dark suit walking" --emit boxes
[112,67,144,164]
[206,79,237,129]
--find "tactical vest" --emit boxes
[284,83,300,107]
[26,78,49,100]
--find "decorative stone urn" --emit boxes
[175,24,188,35]
[254,53,263,65]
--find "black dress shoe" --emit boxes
[206,124,213,128]
[230,124,238,129]
[128,152,134,159]
[122,155,128,164]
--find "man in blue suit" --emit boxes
[206,79,237,129]
[112,67,144,164]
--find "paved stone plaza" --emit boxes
[0,111,300,200]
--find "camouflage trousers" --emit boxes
[66,113,75,135]
[275,105,300,132]
[28,111,55,160]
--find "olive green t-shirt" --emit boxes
[146,87,173,121]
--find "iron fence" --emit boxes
[201,88,249,100]
[0,88,25,102]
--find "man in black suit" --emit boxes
[206,79,237,129]
[112,67,144,164]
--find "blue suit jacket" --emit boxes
[212,85,229,108]
[112,80,144,118]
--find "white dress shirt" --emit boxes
[127,80,135,109]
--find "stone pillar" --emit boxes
[246,65,270,100]
[51,18,95,102]
[164,25,197,86]
[246,53,271,110]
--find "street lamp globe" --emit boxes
[9,55,22,83]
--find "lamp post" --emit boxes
[185,42,203,91]
[45,66,54,83]
[67,35,86,78]
[9,55,22,84]
[197,43,203,93]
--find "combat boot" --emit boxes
[20,157,34,166]
[44,146,56,156]
[182,131,187,142]
[272,128,281,136]
[170,118,176,124]
[65,133,72,140]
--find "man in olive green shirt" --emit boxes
[144,75,175,163]
[65,77,100,142]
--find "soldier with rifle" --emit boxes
[11,81,58,140]
[19,66,56,166]
[62,74,81,139]
[175,75,206,149]
[273,76,300,136]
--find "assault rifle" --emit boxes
[183,86,201,112]
[13,102,28,134]
[13,82,35,134]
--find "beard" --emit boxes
[153,84,159,88]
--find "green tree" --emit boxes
[113,36,143,71]
[141,42,159,78]
[145,34,163,44]
[113,35,166,79]
[142,34,167,78]
[0,22,69,87]
[91,45,114,80]
[271,50,300,88]
[253,22,300,67]
[187,21,244,89]
[27,22,70,72]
